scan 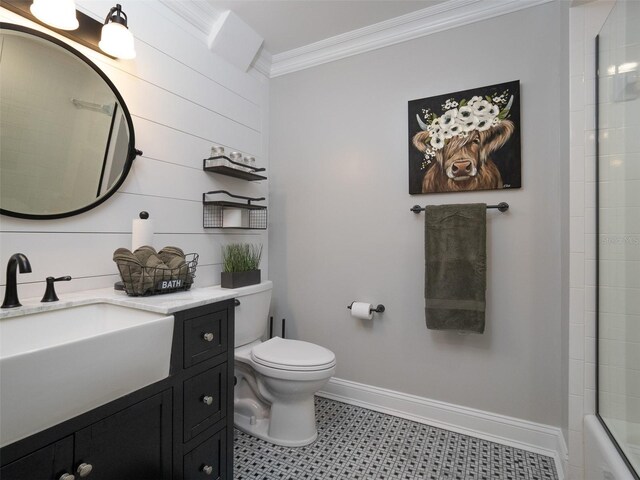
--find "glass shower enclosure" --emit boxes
[597,1,640,477]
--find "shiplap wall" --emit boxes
[0,2,269,300]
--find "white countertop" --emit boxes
[0,285,240,319]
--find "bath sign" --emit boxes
[157,279,183,290]
[408,80,521,194]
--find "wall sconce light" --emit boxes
[99,4,136,59]
[30,0,79,31]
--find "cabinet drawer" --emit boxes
[183,310,227,368]
[183,365,227,442]
[183,428,226,480]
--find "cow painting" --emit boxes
[408,81,521,195]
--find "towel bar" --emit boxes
[410,202,509,214]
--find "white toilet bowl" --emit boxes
[234,336,336,446]
[232,281,336,446]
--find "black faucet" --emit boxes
[2,253,32,308]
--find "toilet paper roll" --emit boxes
[223,208,244,228]
[132,217,154,250]
[350,302,373,320]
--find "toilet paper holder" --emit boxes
[347,302,385,314]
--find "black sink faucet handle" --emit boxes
[41,276,72,303]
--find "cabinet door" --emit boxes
[74,390,172,480]
[0,436,73,480]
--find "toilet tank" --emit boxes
[233,281,273,347]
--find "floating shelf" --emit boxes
[203,190,267,230]
[203,156,266,181]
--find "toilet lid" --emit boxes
[251,337,336,371]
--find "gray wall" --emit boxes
[269,2,569,428]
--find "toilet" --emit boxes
[233,281,336,446]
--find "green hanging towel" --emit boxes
[424,203,487,333]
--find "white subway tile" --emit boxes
[570,394,584,431]
[571,359,585,395]
[569,428,584,467]
[585,131,597,158]
[585,311,596,338]
[571,75,586,112]
[571,253,586,287]
[571,145,585,183]
[585,155,596,183]
[568,464,584,480]
[585,336,596,364]
[585,362,596,391]
[584,388,596,415]
[585,259,596,287]
[571,182,585,217]
[571,324,585,360]
[571,217,586,253]
[571,110,586,147]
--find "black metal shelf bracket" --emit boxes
[203,190,266,204]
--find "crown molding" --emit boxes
[270,0,555,78]
[252,47,273,78]
[158,0,219,39]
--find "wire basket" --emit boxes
[202,191,267,230]
[203,203,267,229]
[116,253,199,296]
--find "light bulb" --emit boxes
[99,22,136,59]
[30,0,79,31]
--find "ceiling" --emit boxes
[205,0,448,55]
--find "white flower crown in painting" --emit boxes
[416,89,514,163]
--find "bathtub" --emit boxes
[585,415,636,479]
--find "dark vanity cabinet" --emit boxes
[172,302,234,479]
[0,299,235,480]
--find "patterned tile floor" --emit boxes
[233,397,559,480]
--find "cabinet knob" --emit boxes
[203,332,214,342]
[76,463,93,478]
[202,395,214,406]
[59,474,75,480]
[202,465,213,475]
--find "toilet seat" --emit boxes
[251,337,336,372]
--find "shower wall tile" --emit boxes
[571,217,586,253]
[571,253,586,288]
[585,311,596,338]
[585,337,596,365]
[571,182,586,217]
[569,428,585,467]
[571,75,586,112]
[571,110,586,146]
[584,388,596,415]
[571,324,585,360]
[571,359,585,396]
[570,394,585,431]
[571,288,585,324]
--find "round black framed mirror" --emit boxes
[0,23,140,220]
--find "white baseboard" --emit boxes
[318,377,568,480]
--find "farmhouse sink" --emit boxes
[0,303,174,447]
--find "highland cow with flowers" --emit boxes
[408,81,521,194]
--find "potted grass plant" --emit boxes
[221,243,262,288]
